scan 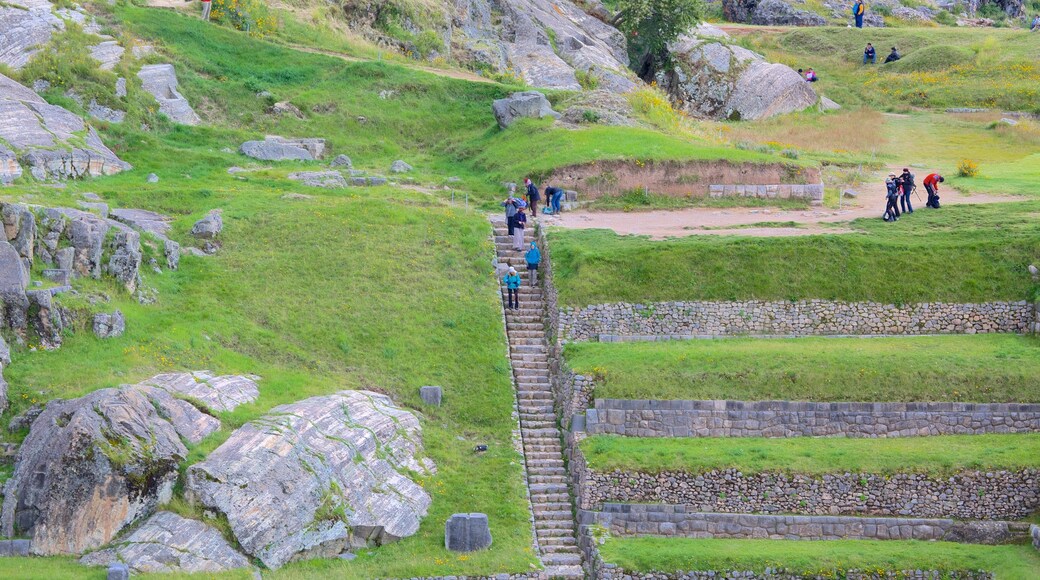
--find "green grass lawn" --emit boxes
[742,27,1040,111]
[565,335,1040,402]
[549,200,1040,307]
[601,537,1040,579]
[580,433,1040,475]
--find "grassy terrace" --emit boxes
[565,335,1040,403]
[580,434,1040,476]
[601,538,1040,579]
[549,200,1040,307]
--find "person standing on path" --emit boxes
[853,1,865,28]
[201,0,212,20]
[503,267,521,310]
[884,173,901,221]
[864,43,876,64]
[525,241,541,286]
[502,196,518,236]
[513,206,527,251]
[923,172,944,208]
[899,168,915,214]
[525,178,540,217]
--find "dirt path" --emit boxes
[546,187,1022,238]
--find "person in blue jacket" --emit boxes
[853,0,865,28]
[525,241,541,285]
[503,266,521,310]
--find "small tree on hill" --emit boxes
[611,0,703,79]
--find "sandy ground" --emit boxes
[544,186,1022,238]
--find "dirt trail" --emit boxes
[546,187,1022,238]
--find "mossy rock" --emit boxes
[885,45,975,73]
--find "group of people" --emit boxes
[797,68,819,82]
[863,43,900,65]
[883,169,944,221]
[501,180,567,249]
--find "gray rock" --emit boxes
[137,64,201,125]
[109,208,173,238]
[2,202,36,266]
[55,246,74,272]
[330,154,352,168]
[239,136,325,161]
[492,91,561,129]
[7,403,42,432]
[0,384,220,555]
[288,170,347,188]
[164,239,180,270]
[186,390,435,569]
[419,385,442,406]
[107,229,142,293]
[0,333,9,366]
[944,520,1011,545]
[0,144,20,184]
[80,511,250,574]
[146,172,159,183]
[269,101,304,118]
[0,0,63,70]
[191,210,223,240]
[561,89,639,127]
[92,310,125,339]
[41,268,68,285]
[77,201,110,217]
[0,369,7,418]
[115,77,126,98]
[67,211,109,277]
[0,73,130,180]
[106,563,129,580]
[445,513,492,552]
[368,176,388,186]
[0,240,29,331]
[820,96,842,111]
[138,371,260,413]
[89,40,124,71]
[751,0,828,26]
[390,160,413,173]
[26,288,63,348]
[0,539,31,557]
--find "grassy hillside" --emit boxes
[565,335,1040,402]
[549,200,1040,307]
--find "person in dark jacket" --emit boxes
[884,47,901,64]
[545,186,565,215]
[502,196,519,235]
[899,168,914,214]
[884,173,901,221]
[524,178,539,217]
[864,43,876,64]
[512,206,527,251]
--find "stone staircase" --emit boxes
[492,219,583,578]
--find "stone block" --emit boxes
[419,385,442,407]
[107,563,129,580]
[0,539,30,556]
[445,513,492,552]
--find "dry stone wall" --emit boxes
[584,399,1040,438]
[560,301,1034,342]
[579,467,1040,520]
[580,505,1026,544]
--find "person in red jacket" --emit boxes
[923,173,944,208]
[201,0,212,20]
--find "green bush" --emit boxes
[414,30,444,59]
[934,10,956,26]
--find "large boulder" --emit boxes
[0,0,63,70]
[186,390,435,569]
[137,64,200,126]
[0,241,29,331]
[0,384,220,555]
[493,91,561,129]
[137,371,260,413]
[0,74,130,180]
[658,31,817,121]
[751,0,828,25]
[80,511,250,574]
[1,203,35,269]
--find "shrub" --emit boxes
[957,159,980,177]
[780,148,800,159]
[211,0,277,38]
[575,68,601,91]
[582,110,602,124]
[414,30,444,59]
[934,10,956,25]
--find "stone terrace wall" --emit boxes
[579,467,1040,520]
[580,505,1026,544]
[585,399,1040,438]
[560,301,1034,342]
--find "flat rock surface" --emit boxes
[0,384,219,555]
[138,64,200,125]
[109,208,173,238]
[138,371,260,412]
[0,0,63,70]
[89,40,124,71]
[80,511,251,573]
[187,390,434,569]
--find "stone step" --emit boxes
[527,451,564,459]
[541,545,580,556]
[532,500,571,510]
[540,537,578,548]
[535,524,575,536]
[535,519,575,530]
[542,564,584,578]
[517,390,552,399]
[528,458,565,467]
[507,322,543,330]
[525,428,561,437]
[529,475,568,485]
[530,483,569,494]
[525,446,563,455]
[507,330,545,339]
[542,553,582,567]
[506,315,542,323]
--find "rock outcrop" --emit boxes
[0,241,30,332]
[493,91,561,128]
[137,371,260,412]
[0,384,220,555]
[89,40,124,71]
[240,136,326,161]
[0,0,63,70]
[0,73,131,180]
[186,390,434,569]
[92,310,125,339]
[137,64,200,125]
[288,171,347,188]
[80,511,251,574]
[750,0,828,25]
[658,27,817,121]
